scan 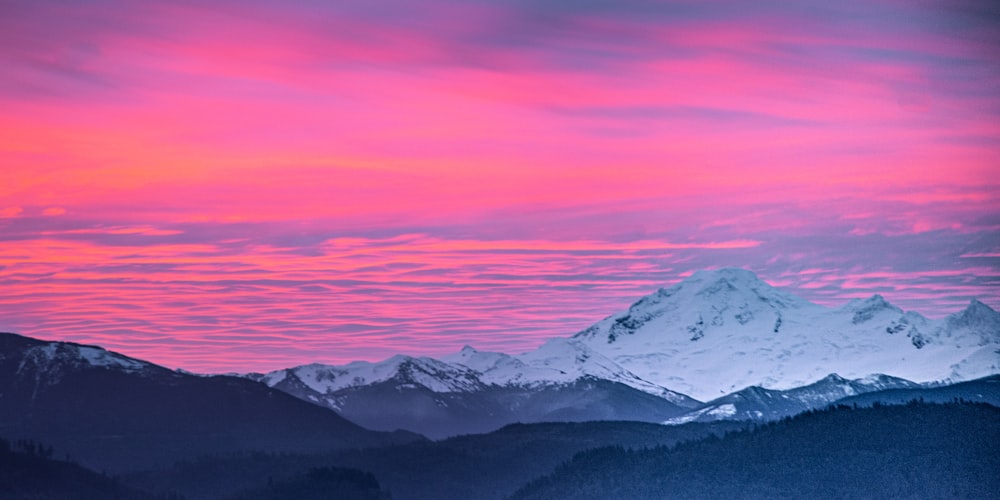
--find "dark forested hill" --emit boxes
[512,402,1000,500]
[0,332,421,473]
[126,420,744,500]
[0,436,151,500]
[226,466,391,500]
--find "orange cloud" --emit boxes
[0,206,22,218]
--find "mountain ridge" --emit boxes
[0,331,422,472]
[664,372,923,424]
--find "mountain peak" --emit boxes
[844,294,903,324]
[944,299,1000,345]
[817,373,848,384]
[678,268,809,310]
[949,298,999,324]
[684,268,770,295]
[573,267,817,348]
[966,298,995,314]
[845,294,895,309]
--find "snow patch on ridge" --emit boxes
[706,403,736,417]
[280,355,486,395]
[21,343,148,372]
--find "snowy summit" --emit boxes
[570,268,999,399]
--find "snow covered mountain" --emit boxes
[254,355,490,397]
[247,345,698,438]
[249,267,998,435]
[571,268,1000,400]
[445,338,696,405]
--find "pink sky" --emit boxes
[1,0,998,372]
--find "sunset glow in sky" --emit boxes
[2,0,999,372]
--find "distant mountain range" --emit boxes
[2,267,997,445]
[245,342,701,438]
[244,268,999,436]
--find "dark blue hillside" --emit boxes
[0,332,422,473]
[513,402,1000,500]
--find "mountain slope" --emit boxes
[571,267,1000,400]
[0,333,421,473]
[835,374,1000,408]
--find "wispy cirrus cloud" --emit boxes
[0,0,996,371]
[1,212,996,372]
